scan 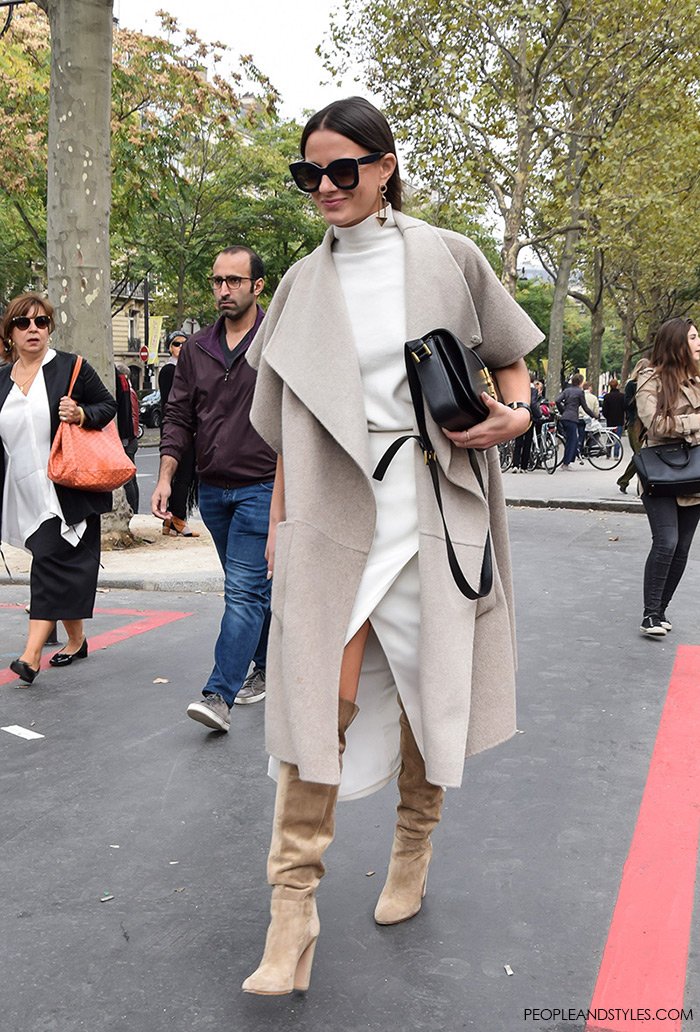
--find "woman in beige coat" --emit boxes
[242,97,543,995]
[635,317,700,637]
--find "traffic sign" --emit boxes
[139,345,149,363]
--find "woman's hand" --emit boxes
[265,455,285,580]
[265,523,277,580]
[442,393,530,450]
[58,395,83,425]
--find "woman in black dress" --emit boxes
[0,293,116,683]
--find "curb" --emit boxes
[0,572,224,594]
[505,497,645,515]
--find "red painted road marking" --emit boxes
[586,645,700,1032]
[1,605,191,686]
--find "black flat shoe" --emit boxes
[10,659,39,684]
[49,638,88,667]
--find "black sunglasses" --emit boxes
[10,315,51,331]
[289,152,383,193]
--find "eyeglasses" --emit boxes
[10,315,51,331]
[289,152,383,193]
[210,275,255,290]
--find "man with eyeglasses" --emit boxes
[152,246,275,729]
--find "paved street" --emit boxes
[1,505,699,1032]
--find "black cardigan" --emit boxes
[0,350,118,537]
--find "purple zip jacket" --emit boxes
[160,306,277,486]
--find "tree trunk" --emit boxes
[587,248,605,392]
[36,1,134,541]
[546,226,580,402]
[38,0,114,387]
[501,218,522,299]
[101,488,138,547]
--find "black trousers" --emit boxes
[513,424,534,469]
[122,438,139,514]
[26,514,101,621]
[641,494,700,616]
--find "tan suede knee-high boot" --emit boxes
[242,698,358,995]
[374,706,445,925]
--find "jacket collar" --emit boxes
[261,211,486,487]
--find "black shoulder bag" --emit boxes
[373,328,496,601]
[633,441,700,497]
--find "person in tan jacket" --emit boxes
[635,317,700,636]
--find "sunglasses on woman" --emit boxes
[10,315,51,331]
[289,152,383,193]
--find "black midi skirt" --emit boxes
[26,514,101,621]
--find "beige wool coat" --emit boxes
[247,210,544,788]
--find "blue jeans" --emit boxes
[561,419,579,466]
[197,480,273,707]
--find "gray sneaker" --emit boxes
[234,667,266,705]
[186,693,231,731]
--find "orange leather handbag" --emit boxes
[47,356,136,492]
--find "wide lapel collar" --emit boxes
[398,211,488,495]
[261,230,371,475]
[42,350,74,440]
[0,365,12,411]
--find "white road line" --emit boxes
[1,725,45,740]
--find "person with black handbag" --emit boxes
[635,317,700,637]
[241,96,543,995]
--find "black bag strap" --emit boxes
[373,343,493,601]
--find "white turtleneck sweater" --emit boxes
[332,206,413,431]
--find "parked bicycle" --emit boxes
[498,437,514,472]
[527,419,559,474]
[555,420,624,470]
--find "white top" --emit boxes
[332,206,413,431]
[0,349,85,550]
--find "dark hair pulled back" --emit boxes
[300,96,402,211]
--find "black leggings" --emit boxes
[641,494,700,616]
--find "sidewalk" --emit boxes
[0,463,643,594]
[1,514,224,594]
[503,460,643,514]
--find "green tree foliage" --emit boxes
[0,8,324,323]
[110,16,324,325]
[0,9,49,298]
[323,0,583,297]
[323,0,700,397]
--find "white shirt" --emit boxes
[0,349,85,549]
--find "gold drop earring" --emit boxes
[376,182,388,226]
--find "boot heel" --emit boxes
[293,935,318,991]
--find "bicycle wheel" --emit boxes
[554,429,567,468]
[499,439,514,472]
[586,430,624,470]
[526,439,539,470]
[543,431,559,473]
